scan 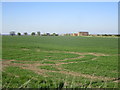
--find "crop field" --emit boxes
[2,36,119,88]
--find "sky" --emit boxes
[2,2,118,34]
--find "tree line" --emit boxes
[9,31,59,36]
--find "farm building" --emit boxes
[78,32,89,36]
[71,32,89,36]
[72,33,78,36]
[63,32,89,36]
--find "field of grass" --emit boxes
[2,35,119,88]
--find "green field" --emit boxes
[2,36,119,88]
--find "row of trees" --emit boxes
[10,31,58,36]
[96,34,120,37]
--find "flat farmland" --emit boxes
[2,36,119,88]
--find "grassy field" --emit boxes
[2,35,119,88]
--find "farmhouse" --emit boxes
[63,32,89,36]
[71,32,89,36]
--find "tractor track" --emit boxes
[2,50,118,82]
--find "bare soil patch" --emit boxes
[2,50,115,82]
[22,48,30,51]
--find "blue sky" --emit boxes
[2,2,118,34]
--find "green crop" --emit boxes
[2,36,118,88]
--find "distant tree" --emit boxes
[17,32,21,36]
[108,34,112,36]
[102,34,108,36]
[10,31,15,36]
[55,34,59,36]
[42,33,47,36]
[51,33,56,36]
[31,32,36,36]
[46,33,50,36]
[51,33,58,36]
[114,34,120,37]
[37,31,41,36]
[24,32,28,35]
